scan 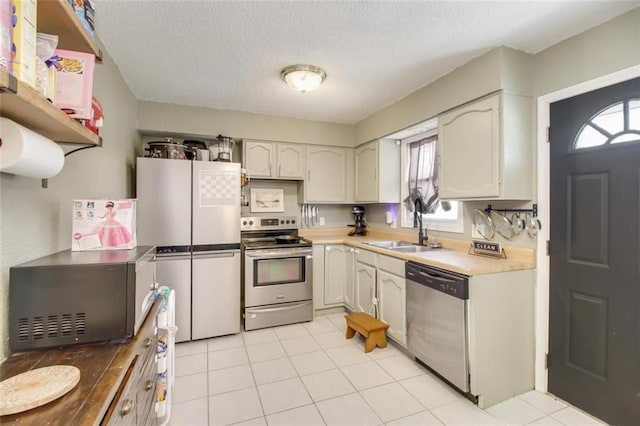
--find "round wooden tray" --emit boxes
[0,365,81,416]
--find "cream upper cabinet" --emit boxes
[437,92,533,200]
[354,139,400,203]
[243,140,305,179]
[277,143,305,179]
[299,146,347,203]
[243,140,274,178]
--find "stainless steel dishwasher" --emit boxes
[406,261,470,392]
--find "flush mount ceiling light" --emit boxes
[280,65,326,93]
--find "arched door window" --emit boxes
[573,99,640,150]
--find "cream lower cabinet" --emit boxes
[344,248,355,311]
[324,245,348,305]
[437,92,533,200]
[313,245,407,348]
[354,248,377,315]
[313,244,354,310]
[467,269,535,408]
[377,255,406,346]
[355,261,376,315]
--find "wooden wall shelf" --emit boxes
[38,0,102,61]
[0,0,103,146]
[0,69,100,145]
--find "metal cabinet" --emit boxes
[438,92,533,200]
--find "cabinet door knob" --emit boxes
[145,380,154,391]
[121,399,134,416]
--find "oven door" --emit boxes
[244,247,312,307]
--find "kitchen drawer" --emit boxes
[105,358,138,426]
[377,254,405,277]
[355,248,377,267]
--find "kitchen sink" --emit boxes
[363,240,415,249]
[364,241,444,253]
[388,243,443,253]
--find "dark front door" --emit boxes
[549,76,640,425]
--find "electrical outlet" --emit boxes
[319,217,325,226]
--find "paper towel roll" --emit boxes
[0,117,65,178]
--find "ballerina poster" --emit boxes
[72,199,137,251]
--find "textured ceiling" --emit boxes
[95,1,639,125]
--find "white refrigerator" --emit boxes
[137,157,241,342]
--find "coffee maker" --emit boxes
[349,205,368,236]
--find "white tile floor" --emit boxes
[169,312,607,426]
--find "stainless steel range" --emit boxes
[241,216,313,331]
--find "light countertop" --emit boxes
[300,228,535,276]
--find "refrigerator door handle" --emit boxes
[155,253,192,260]
[193,251,238,259]
[246,301,310,314]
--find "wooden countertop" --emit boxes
[0,298,161,425]
[300,228,535,276]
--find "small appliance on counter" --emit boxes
[210,134,235,162]
[9,246,157,351]
[348,205,368,236]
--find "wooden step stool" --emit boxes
[345,312,389,353]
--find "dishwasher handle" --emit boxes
[406,262,469,300]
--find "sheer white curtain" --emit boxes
[403,135,446,214]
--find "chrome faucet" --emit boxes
[413,198,427,245]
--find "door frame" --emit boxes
[535,64,640,392]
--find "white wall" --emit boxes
[533,8,640,98]
[138,101,355,147]
[0,43,140,362]
[354,47,533,145]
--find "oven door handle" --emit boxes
[245,250,312,259]
[247,301,311,314]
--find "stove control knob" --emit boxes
[280,220,284,224]
[292,219,296,224]
[242,221,247,226]
[249,221,254,226]
[286,220,290,224]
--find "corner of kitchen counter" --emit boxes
[299,227,351,243]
